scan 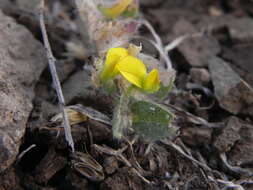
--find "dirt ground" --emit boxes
[0,0,253,189]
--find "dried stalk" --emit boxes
[208,176,245,190]
[140,19,173,70]
[16,144,36,163]
[161,139,213,172]
[92,144,151,184]
[164,32,204,52]
[220,153,252,177]
[39,0,74,152]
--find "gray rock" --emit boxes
[181,127,212,147]
[62,70,94,105]
[243,104,253,118]
[15,0,40,12]
[35,148,67,184]
[197,16,253,42]
[228,17,253,43]
[173,19,220,67]
[0,167,23,190]
[140,0,164,7]
[56,60,77,82]
[222,44,253,88]
[65,171,89,189]
[0,11,46,172]
[0,0,13,11]
[103,156,118,175]
[190,68,210,85]
[228,122,253,166]
[213,117,241,153]
[150,9,197,34]
[62,69,114,109]
[208,56,253,114]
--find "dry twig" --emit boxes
[140,19,173,70]
[16,144,36,164]
[220,153,252,177]
[92,144,151,184]
[161,139,213,172]
[164,32,204,53]
[39,0,74,152]
[208,176,245,190]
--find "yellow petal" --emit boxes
[116,56,147,88]
[143,69,160,93]
[100,47,128,81]
[101,0,133,19]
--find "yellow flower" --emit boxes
[143,69,160,92]
[100,47,160,93]
[100,47,128,81]
[116,56,146,88]
[100,0,133,19]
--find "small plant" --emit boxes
[76,0,177,141]
[93,43,175,140]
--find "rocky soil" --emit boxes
[0,0,253,190]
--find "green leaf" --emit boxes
[130,100,176,141]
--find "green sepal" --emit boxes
[101,79,117,94]
[154,76,175,100]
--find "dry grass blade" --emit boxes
[92,144,131,167]
[131,168,151,184]
[140,20,163,47]
[71,151,104,181]
[92,144,151,184]
[161,139,213,172]
[164,32,204,53]
[140,19,173,70]
[208,176,245,190]
[51,104,111,126]
[39,0,75,152]
[220,153,252,177]
[16,144,36,164]
[51,108,87,125]
[164,103,216,128]
[68,104,111,125]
